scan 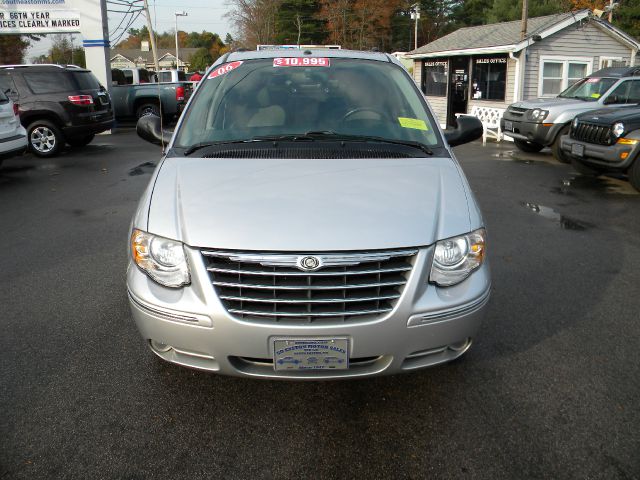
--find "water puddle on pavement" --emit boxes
[551,175,636,196]
[129,161,156,176]
[520,202,590,230]
[490,150,545,165]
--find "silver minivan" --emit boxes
[129,49,490,379]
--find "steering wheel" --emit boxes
[340,107,390,123]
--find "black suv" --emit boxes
[561,104,640,191]
[0,65,114,157]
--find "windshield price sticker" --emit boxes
[398,117,429,131]
[273,57,330,67]
[208,61,243,79]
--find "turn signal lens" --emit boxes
[617,138,638,145]
[620,152,629,160]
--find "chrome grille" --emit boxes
[202,249,417,324]
[571,122,613,146]
[507,106,527,116]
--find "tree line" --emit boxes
[227,0,640,52]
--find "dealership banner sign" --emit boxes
[0,0,81,34]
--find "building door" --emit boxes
[447,57,470,126]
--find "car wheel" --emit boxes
[628,159,640,192]
[136,103,161,119]
[27,120,63,158]
[551,125,571,164]
[66,134,95,148]
[514,138,544,153]
[571,158,600,177]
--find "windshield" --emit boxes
[558,77,618,101]
[174,57,440,148]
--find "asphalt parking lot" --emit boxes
[1,130,639,479]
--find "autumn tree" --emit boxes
[227,0,282,48]
[0,35,31,64]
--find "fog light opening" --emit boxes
[448,338,472,352]
[150,339,172,353]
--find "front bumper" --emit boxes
[127,246,491,379]
[501,113,562,146]
[561,136,639,170]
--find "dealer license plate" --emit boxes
[273,337,349,371]
[571,143,585,157]
[504,120,513,132]
[571,143,584,157]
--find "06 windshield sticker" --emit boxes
[208,61,244,79]
[273,57,330,67]
[398,117,428,131]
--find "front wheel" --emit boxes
[628,159,640,192]
[551,125,571,164]
[514,138,544,153]
[67,134,95,148]
[27,120,63,158]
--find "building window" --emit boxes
[539,56,592,96]
[471,56,507,101]
[600,57,627,69]
[422,61,448,97]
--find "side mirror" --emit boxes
[444,115,483,147]
[136,115,173,146]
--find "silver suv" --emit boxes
[129,49,490,379]
[501,67,640,162]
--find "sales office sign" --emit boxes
[0,0,81,34]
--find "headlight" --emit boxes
[430,228,486,287]
[530,109,549,121]
[572,117,579,129]
[131,229,190,288]
[612,122,625,138]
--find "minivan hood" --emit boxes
[145,156,472,251]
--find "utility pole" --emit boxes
[608,0,614,22]
[411,3,420,51]
[142,0,160,73]
[175,11,187,71]
[520,0,528,40]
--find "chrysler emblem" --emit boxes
[298,255,321,271]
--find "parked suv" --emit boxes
[501,67,640,163]
[130,50,488,379]
[0,89,27,166]
[561,103,640,191]
[0,65,114,157]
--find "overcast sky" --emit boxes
[27,0,235,60]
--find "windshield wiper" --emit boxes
[183,137,289,155]
[303,131,434,155]
[183,132,434,156]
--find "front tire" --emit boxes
[66,134,95,148]
[514,138,544,153]
[551,125,571,164]
[27,120,63,158]
[629,159,640,192]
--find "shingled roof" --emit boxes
[408,10,590,57]
[111,48,199,62]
